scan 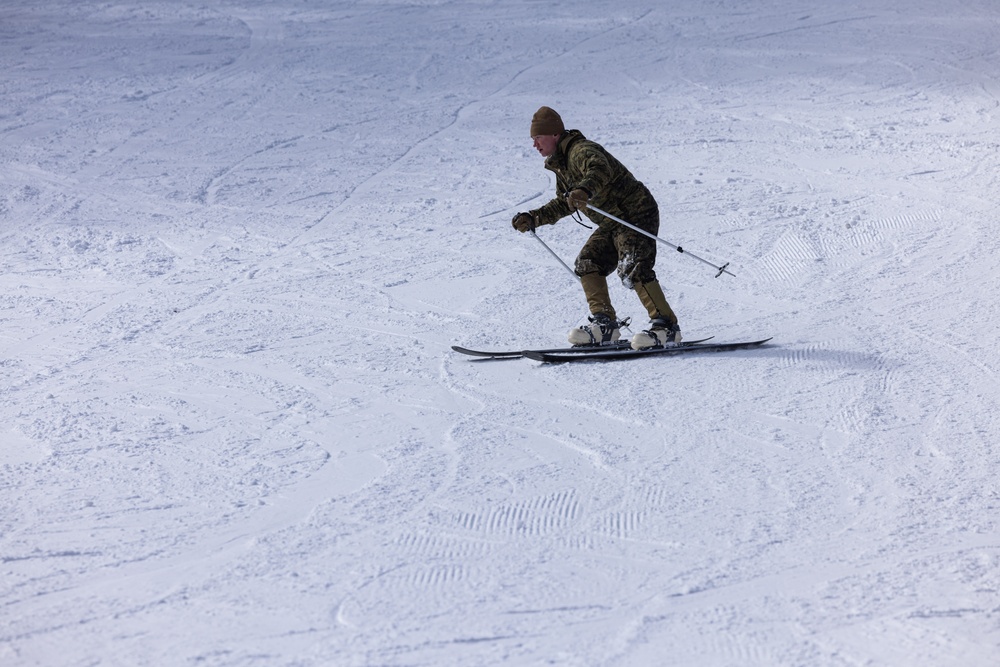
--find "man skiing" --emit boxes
[512,106,681,349]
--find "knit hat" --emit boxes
[530,106,564,137]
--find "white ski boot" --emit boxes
[568,313,624,346]
[630,318,681,349]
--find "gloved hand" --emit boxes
[566,188,590,211]
[512,212,535,233]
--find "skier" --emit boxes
[512,106,681,349]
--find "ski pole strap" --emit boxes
[586,204,736,278]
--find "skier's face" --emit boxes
[533,134,559,158]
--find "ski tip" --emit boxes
[452,345,524,359]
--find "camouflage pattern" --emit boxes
[528,129,660,288]
[574,206,659,288]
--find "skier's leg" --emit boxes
[635,280,678,328]
[580,272,616,320]
[568,228,622,345]
[630,280,682,348]
[611,206,682,348]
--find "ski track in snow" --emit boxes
[2,1,1000,666]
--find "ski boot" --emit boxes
[630,318,681,350]
[568,313,626,346]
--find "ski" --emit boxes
[522,338,772,363]
[451,337,714,360]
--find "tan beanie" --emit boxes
[530,106,565,137]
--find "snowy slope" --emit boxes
[2,1,1000,665]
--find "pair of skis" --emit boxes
[451,337,771,363]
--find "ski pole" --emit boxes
[530,229,580,282]
[585,204,735,278]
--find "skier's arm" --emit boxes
[529,143,616,223]
[529,172,573,225]
[572,145,614,203]
[530,196,572,226]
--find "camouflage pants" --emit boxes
[574,200,659,289]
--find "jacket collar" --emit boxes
[545,129,586,172]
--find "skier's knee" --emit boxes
[618,261,655,289]
[574,258,604,277]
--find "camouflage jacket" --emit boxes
[530,129,656,230]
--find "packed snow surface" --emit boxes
[3,1,1000,665]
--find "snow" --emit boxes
[3,1,1000,665]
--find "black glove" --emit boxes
[566,188,590,211]
[512,212,536,233]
